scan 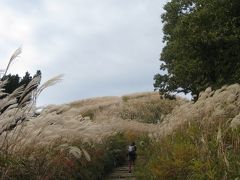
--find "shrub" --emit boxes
[81,109,95,120]
[119,98,177,124]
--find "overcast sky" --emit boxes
[0,0,168,106]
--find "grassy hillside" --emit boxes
[135,84,240,179]
[9,92,180,146]
[0,91,180,179]
[1,81,240,179]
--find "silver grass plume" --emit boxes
[3,47,22,77]
[0,48,63,138]
[36,74,63,97]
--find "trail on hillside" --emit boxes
[106,164,135,180]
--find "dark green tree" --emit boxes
[1,74,20,94]
[19,71,32,87]
[1,70,41,94]
[154,0,240,98]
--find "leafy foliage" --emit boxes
[154,0,240,97]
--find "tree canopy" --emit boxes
[154,0,240,98]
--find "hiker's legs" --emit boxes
[128,160,132,172]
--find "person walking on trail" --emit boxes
[127,142,137,173]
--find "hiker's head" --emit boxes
[131,142,135,146]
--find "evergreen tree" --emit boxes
[19,72,32,87]
[1,74,20,94]
[1,70,42,95]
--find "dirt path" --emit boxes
[106,164,136,180]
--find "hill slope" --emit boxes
[136,84,240,179]
[9,92,181,146]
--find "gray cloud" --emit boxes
[0,0,167,105]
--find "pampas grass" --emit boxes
[0,49,131,179]
[3,47,22,77]
[36,74,63,97]
[135,84,240,179]
[0,48,63,152]
[3,48,240,179]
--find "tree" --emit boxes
[1,74,20,94]
[19,72,32,87]
[154,0,240,98]
[1,70,41,95]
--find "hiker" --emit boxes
[127,142,137,173]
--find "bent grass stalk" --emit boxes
[0,49,63,154]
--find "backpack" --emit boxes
[128,145,136,154]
